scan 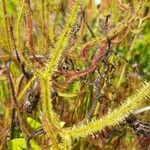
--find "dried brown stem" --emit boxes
[25,0,44,66]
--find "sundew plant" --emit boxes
[0,0,150,150]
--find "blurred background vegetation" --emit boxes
[0,0,150,149]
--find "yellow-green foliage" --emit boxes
[36,0,81,130]
[44,0,80,77]
[0,0,149,149]
[61,82,150,138]
[40,78,60,127]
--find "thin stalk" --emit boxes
[111,0,118,24]
[116,19,143,88]
[25,0,43,65]
[41,78,53,122]
[2,0,11,51]
[0,108,11,150]
[41,0,46,53]
[42,117,60,150]
[6,61,30,136]
[40,77,60,127]
[16,0,25,49]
